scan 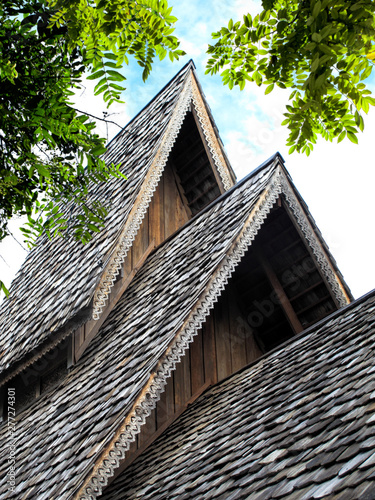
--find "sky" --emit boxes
[1,0,375,299]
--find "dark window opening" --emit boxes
[1,341,68,422]
[167,111,222,215]
[231,200,338,352]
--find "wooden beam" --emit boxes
[169,160,193,219]
[187,182,217,207]
[254,246,303,334]
[180,159,210,184]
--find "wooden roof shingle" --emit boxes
[102,290,375,500]
[0,155,278,499]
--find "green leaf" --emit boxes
[265,83,274,94]
[87,70,106,80]
[106,70,126,81]
[311,58,320,72]
[311,32,321,43]
[0,281,9,298]
[277,20,288,34]
[312,1,321,18]
[37,164,51,178]
[347,132,358,144]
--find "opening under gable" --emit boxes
[166,109,223,216]
[231,198,339,352]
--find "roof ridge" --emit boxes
[105,60,195,149]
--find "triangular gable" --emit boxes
[101,290,375,499]
[73,158,351,498]
[0,61,235,382]
[91,63,235,320]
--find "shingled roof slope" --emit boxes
[103,290,375,500]
[0,61,194,377]
[0,157,278,499]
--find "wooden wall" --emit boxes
[73,162,191,362]
[123,282,263,464]
[126,161,191,269]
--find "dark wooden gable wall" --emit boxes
[104,197,344,490]
[73,110,225,363]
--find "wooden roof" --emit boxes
[0,153,277,499]
[102,290,375,500]
[0,64,359,500]
[0,60,235,383]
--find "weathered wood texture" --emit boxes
[102,292,375,500]
[124,281,263,467]
[73,163,190,361]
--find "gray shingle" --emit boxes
[101,292,375,500]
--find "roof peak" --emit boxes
[106,60,196,149]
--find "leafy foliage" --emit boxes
[206,0,375,155]
[48,0,184,106]
[0,0,183,295]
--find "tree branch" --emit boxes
[73,108,123,128]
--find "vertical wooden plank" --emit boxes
[123,246,132,278]
[245,324,264,365]
[128,437,138,454]
[137,408,156,448]
[202,315,217,384]
[156,377,174,429]
[174,352,191,412]
[190,329,205,395]
[228,291,248,373]
[214,294,231,381]
[132,211,149,265]
[164,163,177,238]
[149,180,164,247]
[183,352,192,402]
[74,325,85,362]
[175,190,189,230]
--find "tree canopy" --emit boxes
[2,0,375,296]
[206,0,375,155]
[0,0,183,295]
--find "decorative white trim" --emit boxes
[77,166,350,498]
[280,175,349,308]
[190,75,234,191]
[92,72,235,320]
[77,168,282,500]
